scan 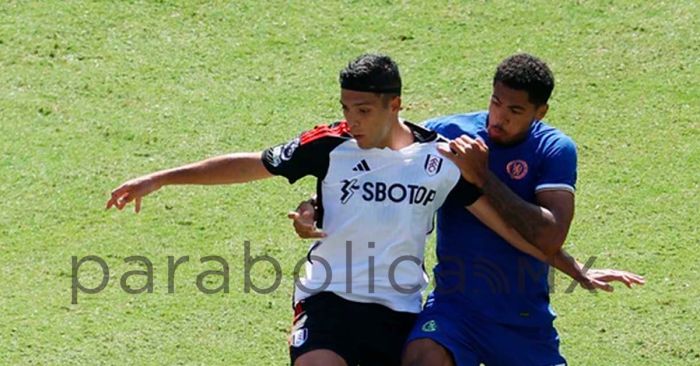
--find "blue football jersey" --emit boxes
[424,111,577,326]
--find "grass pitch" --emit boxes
[1,1,698,364]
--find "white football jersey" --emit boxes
[262,121,480,313]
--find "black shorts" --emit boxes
[289,292,418,366]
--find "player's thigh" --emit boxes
[405,298,480,366]
[402,338,458,366]
[294,349,348,366]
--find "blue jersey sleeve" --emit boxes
[536,135,577,193]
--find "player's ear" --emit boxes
[535,103,548,120]
[390,96,401,113]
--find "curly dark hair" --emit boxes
[494,54,554,106]
[339,53,402,100]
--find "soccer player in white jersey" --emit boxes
[107,54,602,366]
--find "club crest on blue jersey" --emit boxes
[424,154,443,176]
[506,159,528,180]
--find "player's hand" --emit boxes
[576,268,645,292]
[106,175,161,213]
[577,275,614,292]
[437,135,490,188]
[287,199,326,239]
[585,268,646,290]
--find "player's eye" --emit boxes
[359,108,370,114]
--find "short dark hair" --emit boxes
[494,53,554,106]
[339,53,402,100]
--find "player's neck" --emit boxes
[378,118,414,150]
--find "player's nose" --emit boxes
[346,117,361,130]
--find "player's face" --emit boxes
[341,89,400,149]
[487,81,548,145]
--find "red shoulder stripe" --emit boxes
[300,121,350,145]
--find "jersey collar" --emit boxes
[404,120,439,143]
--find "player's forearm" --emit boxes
[551,250,588,283]
[479,172,564,256]
[153,152,271,186]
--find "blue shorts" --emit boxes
[406,292,567,366]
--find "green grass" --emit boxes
[1,0,698,364]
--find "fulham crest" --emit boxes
[424,154,443,176]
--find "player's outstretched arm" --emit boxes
[106,152,272,213]
[439,136,572,256]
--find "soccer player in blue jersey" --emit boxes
[291,53,644,366]
[400,53,644,366]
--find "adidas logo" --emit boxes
[352,159,371,172]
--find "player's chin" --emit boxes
[487,131,507,144]
[355,136,371,149]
